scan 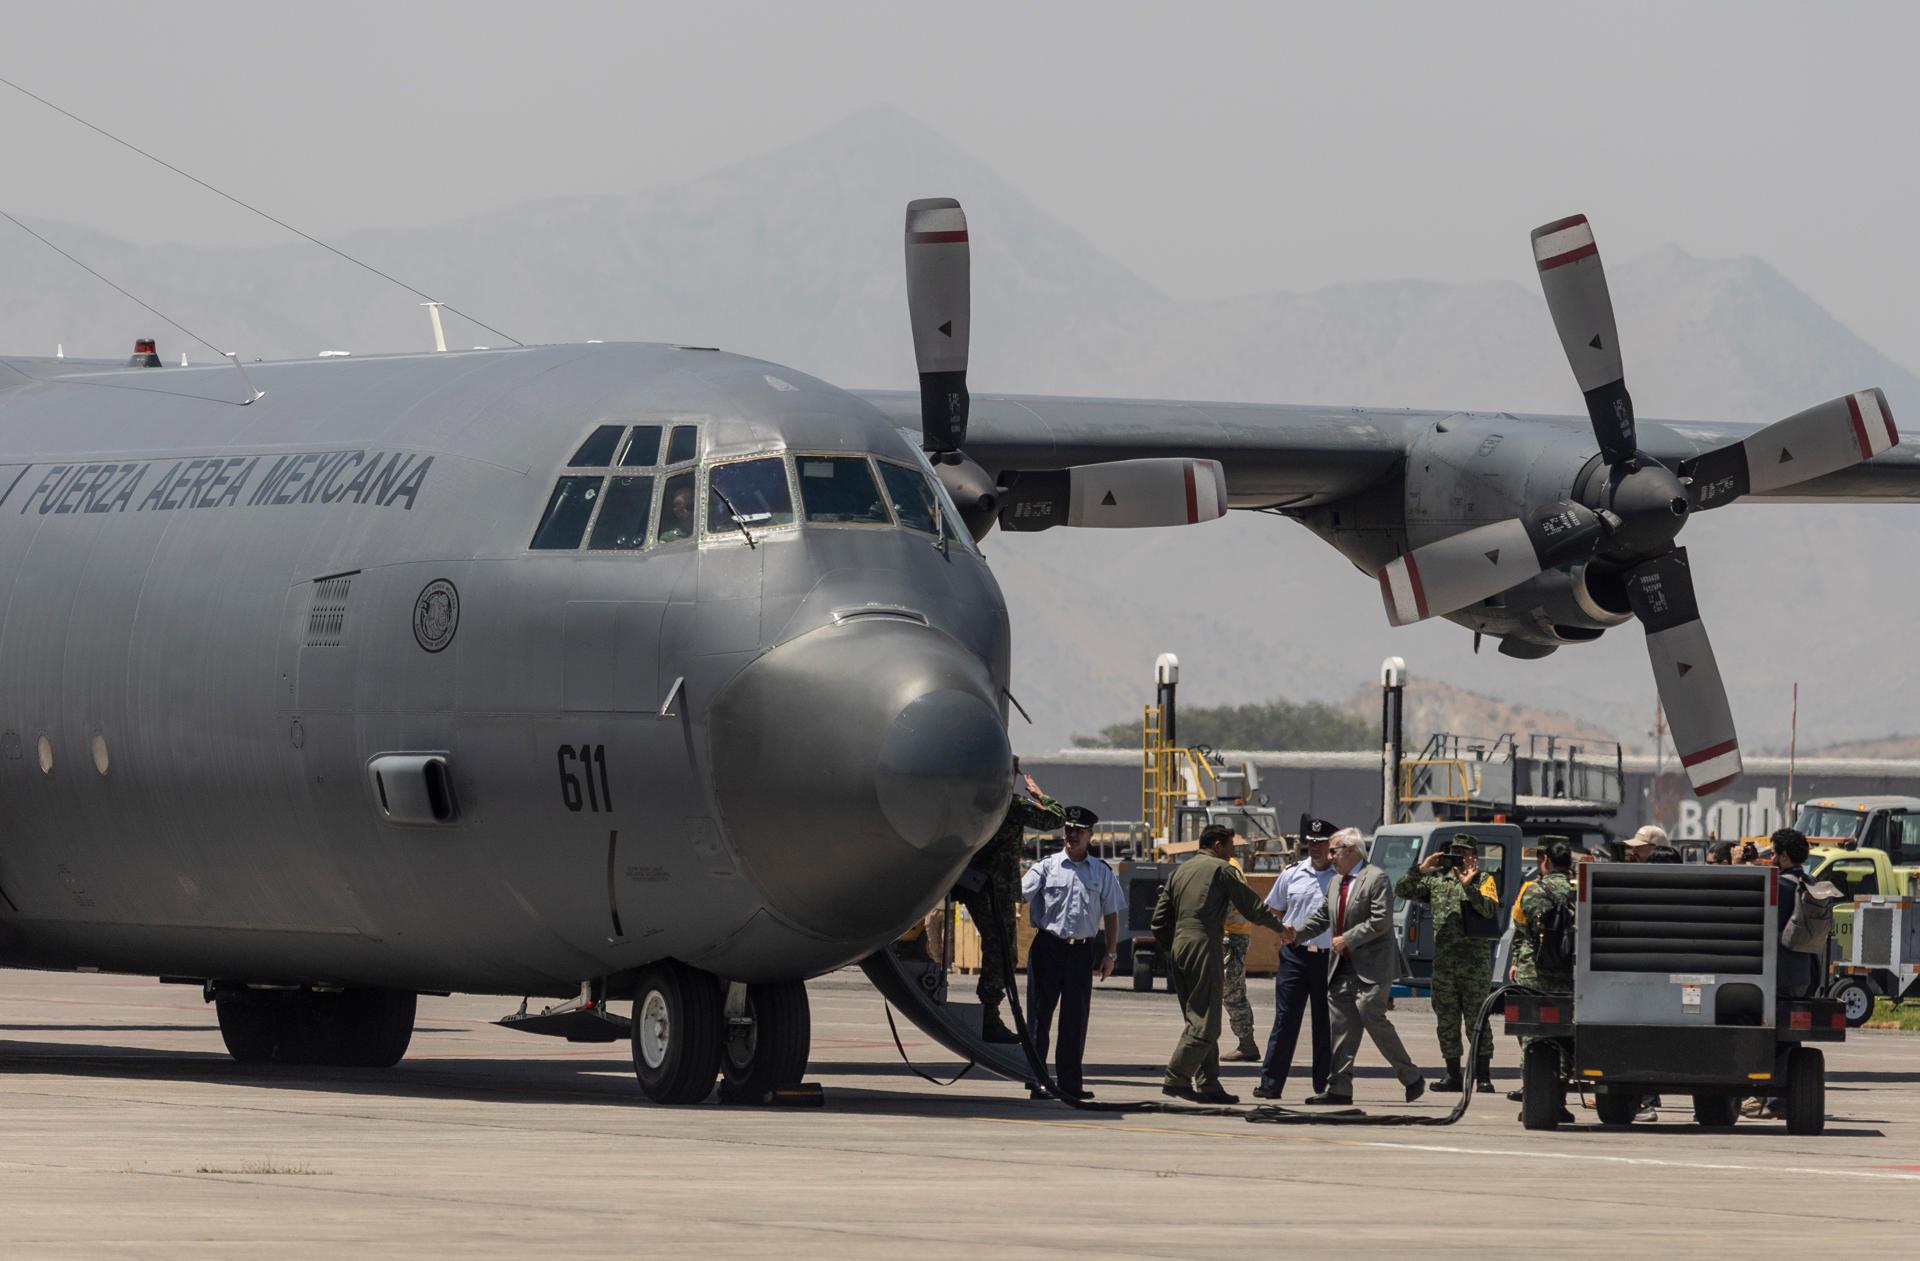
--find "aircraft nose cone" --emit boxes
[709,619,1012,942]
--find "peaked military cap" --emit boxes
[1062,805,1099,829]
[1299,815,1338,841]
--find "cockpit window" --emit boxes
[799,456,891,524]
[618,426,663,468]
[666,425,700,465]
[569,425,625,467]
[531,476,603,549]
[587,476,655,550]
[657,471,697,543]
[709,457,794,535]
[876,460,938,533]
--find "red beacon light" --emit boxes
[128,338,162,368]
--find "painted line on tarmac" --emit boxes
[985,1117,1920,1183]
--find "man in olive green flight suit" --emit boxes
[1396,838,1501,1092]
[959,772,1064,1043]
[1514,841,1578,1124]
[1151,824,1289,1104]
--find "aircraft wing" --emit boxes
[856,390,1920,507]
[856,390,1421,509]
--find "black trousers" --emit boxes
[1260,943,1331,1093]
[1026,930,1099,1093]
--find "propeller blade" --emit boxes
[1624,548,1741,796]
[997,458,1227,532]
[1532,214,1636,465]
[1680,388,1900,510]
[1377,502,1604,627]
[904,198,970,456]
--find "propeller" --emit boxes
[903,198,971,461]
[901,197,1231,538]
[1377,213,1902,795]
[1533,215,1636,465]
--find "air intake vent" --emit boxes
[1586,865,1769,974]
[306,573,356,646]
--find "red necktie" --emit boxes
[1336,875,1351,932]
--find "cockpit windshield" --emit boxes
[708,458,795,533]
[531,424,965,553]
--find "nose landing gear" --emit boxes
[627,962,814,1105]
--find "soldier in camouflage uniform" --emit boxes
[958,772,1064,1043]
[1395,838,1500,1092]
[1220,849,1261,1060]
[1514,841,1577,1119]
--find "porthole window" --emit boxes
[91,734,110,776]
[36,734,53,776]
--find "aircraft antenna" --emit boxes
[0,207,262,403]
[0,73,522,349]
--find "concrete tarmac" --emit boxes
[2,967,1915,1257]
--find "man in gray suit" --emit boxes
[1279,828,1426,1105]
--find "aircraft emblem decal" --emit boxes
[413,579,460,653]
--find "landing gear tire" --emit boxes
[214,989,416,1067]
[216,996,281,1063]
[1594,1091,1638,1127]
[1519,1042,1565,1131]
[320,991,417,1067]
[1132,952,1154,993]
[1830,977,1876,1029]
[1692,1094,1739,1128]
[631,962,722,1105]
[719,980,811,1104]
[1785,1046,1825,1136]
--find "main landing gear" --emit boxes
[211,986,416,1067]
[629,961,813,1105]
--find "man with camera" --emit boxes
[1396,837,1501,1093]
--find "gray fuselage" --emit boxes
[0,344,1013,997]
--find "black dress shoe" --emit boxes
[1193,1087,1239,1105]
[1251,1083,1284,1100]
[1062,1089,1094,1103]
[1027,1084,1052,1100]
[1405,1078,1427,1103]
[1303,1091,1353,1106]
[1162,1082,1203,1102]
[1506,1088,1525,1102]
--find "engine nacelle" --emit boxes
[1491,562,1635,645]
[996,458,1227,533]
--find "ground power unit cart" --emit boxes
[1504,863,1846,1134]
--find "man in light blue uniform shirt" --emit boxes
[1020,804,1125,1101]
[1253,816,1339,1100]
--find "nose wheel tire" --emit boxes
[631,962,722,1104]
[719,979,811,1103]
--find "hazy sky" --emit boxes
[6,2,1918,364]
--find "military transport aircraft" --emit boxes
[0,200,1910,1102]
